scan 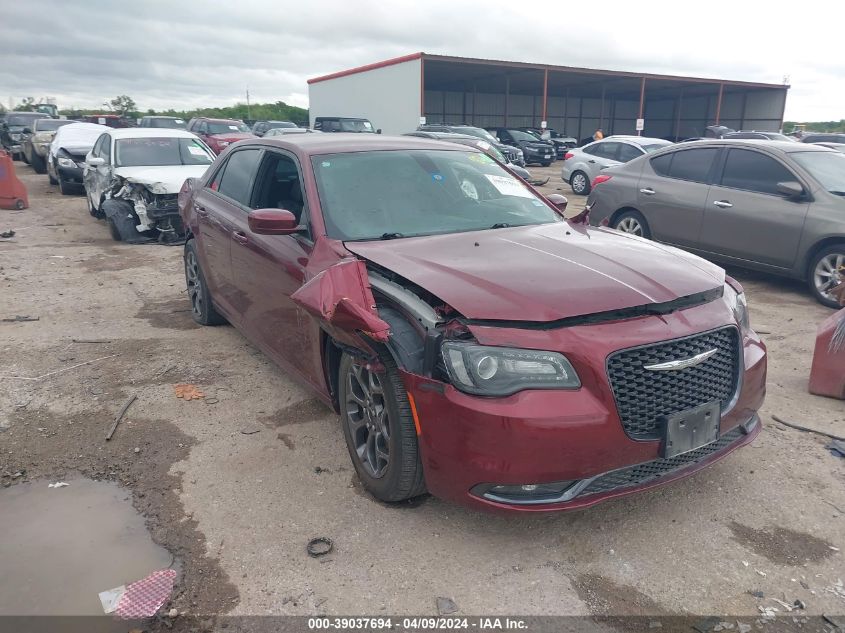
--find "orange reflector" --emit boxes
[407,391,422,435]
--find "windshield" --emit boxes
[456,127,499,144]
[791,151,845,195]
[339,119,374,132]
[115,137,215,167]
[523,130,542,139]
[34,119,71,132]
[7,114,41,127]
[507,130,542,143]
[149,118,186,129]
[207,121,250,134]
[765,133,794,142]
[312,149,561,241]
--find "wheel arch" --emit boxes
[608,206,643,227]
[802,236,845,280]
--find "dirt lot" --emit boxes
[1,160,844,624]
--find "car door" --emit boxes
[87,134,112,207]
[228,149,318,382]
[583,142,621,181]
[83,134,105,200]
[635,147,719,248]
[698,148,810,269]
[192,147,264,321]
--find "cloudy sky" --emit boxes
[2,0,842,121]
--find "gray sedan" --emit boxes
[586,140,845,307]
[560,136,671,195]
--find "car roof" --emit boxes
[105,128,199,139]
[143,115,182,120]
[407,131,481,140]
[669,139,833,154]
[200,117,243,124]
[248,133,478,156]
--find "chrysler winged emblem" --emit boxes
[643,348,718,372]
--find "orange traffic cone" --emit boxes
[0,150,29,210]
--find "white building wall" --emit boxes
[308,58,421,135]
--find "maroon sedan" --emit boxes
[187,117,255,154]
[178,134,766,513]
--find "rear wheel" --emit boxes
[612,209,652,239]
[570,170,591,195]
[808,244,845,308]
[184,239,226,325]
[339,351,426,503]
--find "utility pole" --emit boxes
[246,87,251,121]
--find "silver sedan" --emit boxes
[560,136,671,195]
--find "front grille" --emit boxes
[606,326,740,440]
[577,425,746,498]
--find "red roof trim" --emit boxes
[307,52,423,84]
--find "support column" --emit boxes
[542,69,548,127]
[420,57,425,120]
[472,82,477,126]
[674,88,684,140]
[504,76,510,127]
[739,92,747,130]
[714,83,724,125]
[599,84,606,130]
[637,77,646,136]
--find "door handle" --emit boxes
[232,230,249,244]
[713,200,733,208]
[588,159,596,164]
[640,188,655,195]
[194,203,207,217]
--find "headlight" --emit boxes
[441,342,580,396]
[10,133,21,141]
[58,157,75,168]
[724,283,750,332]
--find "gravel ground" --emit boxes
[1,159,843,625]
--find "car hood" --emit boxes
[208,132,254,142]
[113,165,210,194]
[345,223,724,322]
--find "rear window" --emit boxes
[214,148,262,205]
[34,119,71,132]
[207,121,250,134]
[650,148,718,183]
[7,114,41,126]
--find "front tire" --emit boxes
[808,244,845,308]
[31,153,46,174]
[48,161,57,185]
[612,209,652,239]
[570,170,591,195]
[58,174,74,195]
[339,351,426,503]
[184,239,226,325]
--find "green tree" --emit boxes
[13,97,35,111]
[109,95,137,116]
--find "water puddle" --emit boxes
[0,477,177,627]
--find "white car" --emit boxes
[83,128,215,243]
[560,136,672,195]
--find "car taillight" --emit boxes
[564,152,574,160]
[592,175,612,187]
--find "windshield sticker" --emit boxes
[484,174,534,198]
[468,153,493,164]
[228,125,239,130]
[187,145,207,156]
[175,119,185,124]
[431,173,444,182]
[321,161,331,168]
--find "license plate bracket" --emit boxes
[660,400,721,458]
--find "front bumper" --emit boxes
[401,302,767,513]
[57,165,84,184]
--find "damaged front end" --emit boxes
[102,178,185,244]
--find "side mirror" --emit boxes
[87,156,105,167]
[248,208,299,235]
[776,181,804,199]
[546,193,569,211]
[376,129,382,134]
[22,127,32,134]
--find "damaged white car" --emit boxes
[83,128,215,243]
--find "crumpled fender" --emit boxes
[291,259,391,347]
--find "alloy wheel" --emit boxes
[345,363,390,478]
[813,252,844,302]
[185,250,204,319]
[617,217,644,236]
[572,173,587,194]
